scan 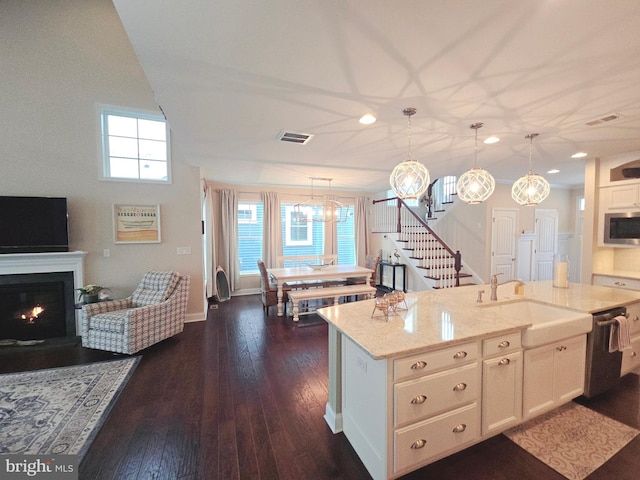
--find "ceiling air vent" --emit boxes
[585,113,623,126]
[277,130,314,145]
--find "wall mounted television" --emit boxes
[0,196,70,254]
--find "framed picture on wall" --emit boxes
[113,204,161,244]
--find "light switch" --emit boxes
[103,249,110,258]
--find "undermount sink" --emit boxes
[480,300,592,347]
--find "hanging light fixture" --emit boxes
[293,177,349,223]
[511,133,550,206]
[456,122,495,204]
[389,107,430,200]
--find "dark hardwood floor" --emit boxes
[2,295,639,479]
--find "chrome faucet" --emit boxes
[490,273,524,301]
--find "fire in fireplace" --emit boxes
[0,271,75,341]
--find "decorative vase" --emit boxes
[552,254,570,288]
[83,294,99,304]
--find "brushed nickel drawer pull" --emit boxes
[614,281,626,286]
[410,439,427,449]
[452,424,467,433]
[453,351,468,359]
[411,394,427,404]
[410,360,427,370]
[498,340,510,348]
[498,358,510,366]
[453,382,467,391]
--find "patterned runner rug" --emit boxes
[0,357,139,460]
[504,402,639,480]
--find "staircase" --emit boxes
[372,193,474,289]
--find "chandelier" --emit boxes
[511,133,550,206]
[456,122,495,204]
[389,108,430,200]
[293,177,349,223]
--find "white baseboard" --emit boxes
[324,402,343,433]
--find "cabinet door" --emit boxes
[555,335,587,403]
[523,345,555,418]
[607,185,640,209]
[621,336,640,376]
[482,351,523,435]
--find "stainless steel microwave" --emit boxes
[604,212,640,245]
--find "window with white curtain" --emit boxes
[237,201,263,274]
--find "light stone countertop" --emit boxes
[317,280,640,360]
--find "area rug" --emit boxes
[504,402,639,480]
[0,357,139,460]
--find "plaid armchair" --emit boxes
[81,271,190,354]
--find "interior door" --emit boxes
[534,209,558,281]
[491,209,518,280]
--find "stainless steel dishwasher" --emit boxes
[583,306,627,398]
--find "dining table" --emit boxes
[266,264,374,316]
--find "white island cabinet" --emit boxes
[318,281,640,480]
[621,301,640,375]
[481,332,523,436]
[523,334,587,419]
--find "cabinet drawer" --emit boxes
[394,342,478,381]
[394,362,479,427]
[482,332,521,357]
[593,275,640,291]
[394,402,479,473]
[621,335,640,376]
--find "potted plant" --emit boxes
[76,284,104,304]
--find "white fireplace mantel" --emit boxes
[0,251,87,332]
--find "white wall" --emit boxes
[0,0,205,319]
[428,183,576,282]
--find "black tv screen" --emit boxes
[0,196,69,254]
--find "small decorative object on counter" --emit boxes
[392,290,408,310]
[371,297,390,320]
[75,284,104,304]
[552,254,569,288]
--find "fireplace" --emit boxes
[0,271,76,341]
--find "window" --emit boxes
[336,208,355,265]
[284,205,314,247]
[238,202,263,274]
[100,106,170,183]
[280,202,356,264]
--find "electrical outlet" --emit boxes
[176,247,192,255]
[356,355,367,373]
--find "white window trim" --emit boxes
[98,104,172,184]
[238,203,258,224]
[285,206,313,246]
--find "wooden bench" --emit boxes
[287,285,376,322]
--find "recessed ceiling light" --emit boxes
[571,152,587,158]
[483,136,500,144]
[547,169,560,174]
[359,114,376,125]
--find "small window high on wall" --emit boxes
[100,106,170,183]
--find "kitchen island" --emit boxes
[317,281,640,480]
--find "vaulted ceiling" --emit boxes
[113,0,640,192]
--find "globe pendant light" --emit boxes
[389,108,430,200]
[511,133,550,206]
[456,122,495,204]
